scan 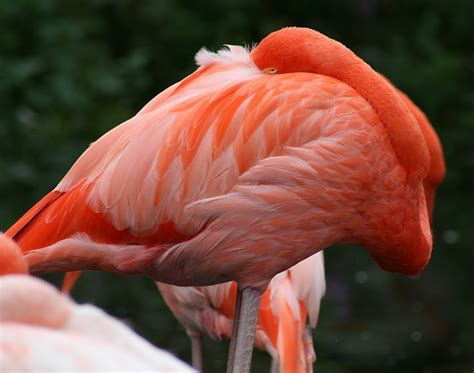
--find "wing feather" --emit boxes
[288,252,326,328]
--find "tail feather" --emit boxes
[277,298,304,372]
[277,280,311,373]
[258,276,313,373]
[5,191,63,245]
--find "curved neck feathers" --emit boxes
[252,28,430,178]
[303,33,429,177]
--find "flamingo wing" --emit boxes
[8,46,375,255]
[287,251,326,328]
[8,45,406,288]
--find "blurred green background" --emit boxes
[1,0,473,371]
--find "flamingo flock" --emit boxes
[1,27,445,372]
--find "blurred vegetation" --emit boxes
[1,0,473,371]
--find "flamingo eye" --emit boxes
[265,67,278,74]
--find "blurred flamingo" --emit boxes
[0,233,28,275]
[158,252,325,372]
[0,234,193,372]
[6,27,440,372]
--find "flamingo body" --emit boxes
[8,29,432,290]
[0,276,193,372]
[1,324,190,371]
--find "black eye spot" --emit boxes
[265,67,278,74]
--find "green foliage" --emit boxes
[1,0,472,371]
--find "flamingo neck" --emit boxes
[252,27,430,178]
[305,34,429,178]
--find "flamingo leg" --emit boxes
[270,358,279,373]
[226,287,262,373]
[304,324,316,371]
[188,332,203,371]
[61,271,82,294]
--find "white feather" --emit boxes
[195,44,254,67]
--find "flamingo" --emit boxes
[0,233,193,371]
[158,252,325,372]
[6,27,440,372]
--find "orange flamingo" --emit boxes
[0,234,193,371]
[158,252,325,372]
[6,27,441,372]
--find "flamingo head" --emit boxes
[252,27,444,275]
[366,83,445,275]
[364,177,434,275]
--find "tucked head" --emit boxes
[251,27,429,177]
[252,27,440,275]
[251,27,326,74]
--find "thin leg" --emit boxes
[304,324,316,371]
[226,288,243,372]
[226,287,262,373]
[188,332,203,371]
[270,358,279,373]
[61,271,82,294]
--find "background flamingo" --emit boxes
[0,233,28,275]
[6,27,436,371]
[158,252,325,372]
[0,234,193,372]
